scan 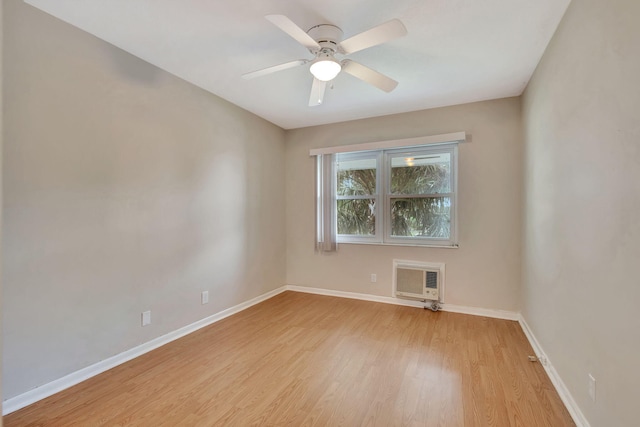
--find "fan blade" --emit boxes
[309,78,327,106]
[342,60,398,92]
[242,59,308,79]
[339,19,407,54]
[266,15,320,51]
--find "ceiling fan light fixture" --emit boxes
[310,55,341,82]
[246,15,407,106]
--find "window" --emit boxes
[336,152,381,242]
[337,145,457,246]
[384,147,456,245]
[314,133,464,250]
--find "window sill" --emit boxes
[337,241,459,249]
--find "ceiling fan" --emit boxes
[242,15,407,106]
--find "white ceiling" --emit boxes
[25,0,570,130]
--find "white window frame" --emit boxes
[383,145,458,246]
[312,132,465,250]
[335,151,383,243]
[335,144,458,248]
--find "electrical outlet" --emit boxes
[370,273,377,283]
[141,310,151,327]
[201,291,209,304]
[588,374,596,402]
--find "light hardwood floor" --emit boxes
[5,291,574,426]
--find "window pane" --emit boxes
[391,153,450,194]
[390,197,450,238]
[336,157,376,196]
[337,199,376,236]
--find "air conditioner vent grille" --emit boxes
[396,268,424,295]
[426,271,438,289]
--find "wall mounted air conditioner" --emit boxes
[393,259,445,303]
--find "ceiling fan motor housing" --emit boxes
[307,24,343,54]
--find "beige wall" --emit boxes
[522,0,640,425]
[3,0,285,400]
[285,98,523,311]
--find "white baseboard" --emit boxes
[285,285,519,320]
[2,286,288,415]
[518,314,590,427]
[440,302,519,321]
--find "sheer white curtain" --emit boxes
[315,154,337,252]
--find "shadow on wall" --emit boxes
[101,42,164,86]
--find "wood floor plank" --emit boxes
[5,292,575,426]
